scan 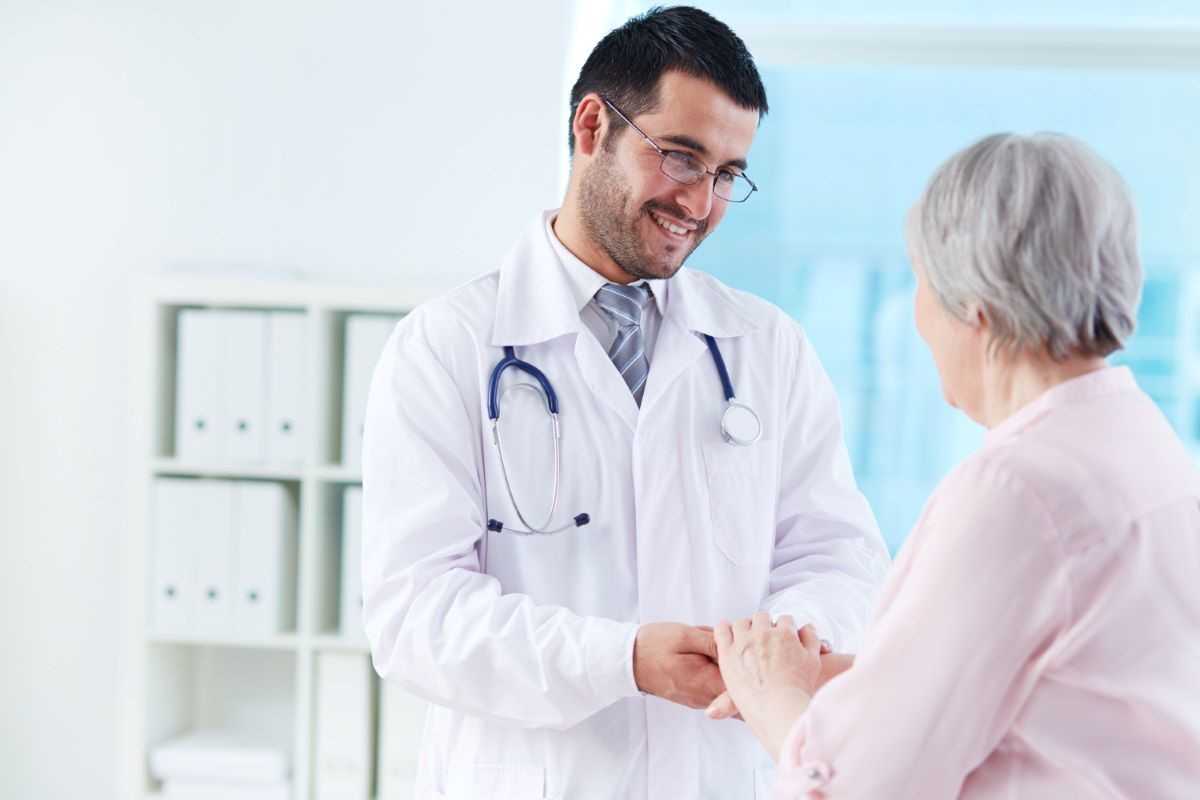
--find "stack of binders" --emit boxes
[151,478,297,639]
[176,309,307,465]
[151,729,290,799]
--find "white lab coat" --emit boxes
[362,211,889,800]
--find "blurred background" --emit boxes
[2,2,1197,798]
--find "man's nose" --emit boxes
[674,176,715,222]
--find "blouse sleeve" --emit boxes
[773,455,1071,799]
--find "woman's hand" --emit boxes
[710,612,822,761]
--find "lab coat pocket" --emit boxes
[441,763,547,799]
[702,441,774,566]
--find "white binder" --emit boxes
[221,310,269,463]
[233,482,297,638]
[377,682,427,800]
[151,478,199,636]
[191,480,236,637]
[315,652,376,800]
[340,486,365,642]
[341,316,400,469]
[266,312,306,465]
[176,310,227,462]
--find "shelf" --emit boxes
[147,632,302,651]
[311,634,371,653]
[314,464,362,483]
[151,458,304,481]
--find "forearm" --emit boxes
[748,687,812,763]
[366,568,639,730]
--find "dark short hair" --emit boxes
[567,5,768,154]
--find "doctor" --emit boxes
[362,7,888,800]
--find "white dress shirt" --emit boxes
[546,214,666,366]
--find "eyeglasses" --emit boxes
[602,97,758,204]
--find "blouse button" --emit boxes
[799,761,833,789]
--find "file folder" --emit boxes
[314,652,376,800]
[176,310,227,462]
[192,480,236,637]
[151,478,200,636]
[222,311,269,463]
[341,316,400,469]
[266,312,306,465]
[340,486,364,642]
[233,481,298,638]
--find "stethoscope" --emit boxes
[485,334,762,536]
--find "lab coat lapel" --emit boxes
[640,268,760,415]
[490,211,583,349]
[491,211,639,432]
[574,331,639,432]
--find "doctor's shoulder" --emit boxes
[388,271,501,357]
[685,268,821,366]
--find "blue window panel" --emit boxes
[685,65,1200,550]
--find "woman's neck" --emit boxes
[977,352,1108,429]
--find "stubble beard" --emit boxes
[578,151,705,282]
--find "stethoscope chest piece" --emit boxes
[721,400,762,446]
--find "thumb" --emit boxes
[705,691,740,721]
[682,625,718,661]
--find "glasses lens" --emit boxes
[660,151,704,185]
[714,173,754,203]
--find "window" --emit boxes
[573,3,1200,550]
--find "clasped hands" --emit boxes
[634,616,852,754]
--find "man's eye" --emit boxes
[716,170,738,185]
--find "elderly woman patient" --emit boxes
[710,133,1200,798]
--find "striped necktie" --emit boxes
[594,282,652,405]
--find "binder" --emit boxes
[340,486,364,642]
[341,316,400,469]
[266,312,306,464]
[314,652,376,800]
[176,310,227,462]
[233,482,298,638]
[191,480,236,637]
[376,682,428,800]
[221,311,269,463]
[151,478,199,636]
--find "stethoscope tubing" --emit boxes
[487,333,759,535]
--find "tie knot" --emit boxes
[595,283,651,327]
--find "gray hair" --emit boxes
[907,132,1142,360]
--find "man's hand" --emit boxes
[633,622,725,710]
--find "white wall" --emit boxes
[0,2,573,797]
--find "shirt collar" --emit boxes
[490,209,759,348]
[984,365,1139,446]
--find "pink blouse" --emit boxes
[775,367,1200,799]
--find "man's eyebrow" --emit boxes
[658,133,748,171]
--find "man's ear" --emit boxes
[572,94,607,158]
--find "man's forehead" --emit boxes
[637,71,760,163]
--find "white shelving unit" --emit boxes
[123,275,446,800]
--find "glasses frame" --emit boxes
[600,96,758,204]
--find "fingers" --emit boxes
[798,624,821,655]
[705,691,739,720]
[714,620,734,655]
[683,625,718,661]
[752,610,771,630]
[775,614,797,634]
